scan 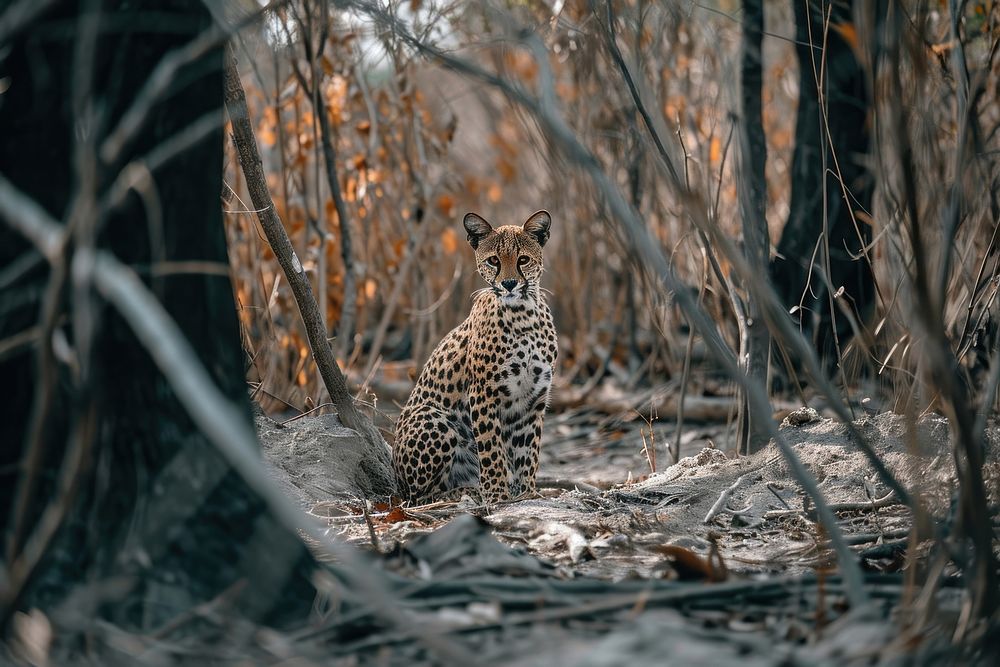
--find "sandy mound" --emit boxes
[256,409,395,505]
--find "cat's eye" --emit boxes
[486,256,500,267]
[517,256,530,266]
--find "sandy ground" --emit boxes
[259,406,1000,580]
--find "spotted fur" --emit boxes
[392,211,558,503]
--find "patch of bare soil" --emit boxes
[261,408,998,581]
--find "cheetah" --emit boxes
[392,210,558,503]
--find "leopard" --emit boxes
[392,210,558,504]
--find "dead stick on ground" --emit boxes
[764,492,899,518]
[537,477,603,495]
[362,501,380,553]
[704,457,782,524]
[704,474,748,524]
[222,44,393,481]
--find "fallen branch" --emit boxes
[830,493,899,512]
[332,573,888,656]
[844,528,911,546]
[536,477,604,495]
[361,372,797,422]
[858,540,909,559]
[703,474,749,524]
[764,492,900,519]
[551,388,749,422]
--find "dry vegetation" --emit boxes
[219,0,1000,657]
[2,0,1000,664]
[227,0,750,418]
[226,0,1000,428]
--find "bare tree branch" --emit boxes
[223,43,394,485]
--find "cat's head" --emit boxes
[463,210,551,303]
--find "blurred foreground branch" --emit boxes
[0,169,473,662]
[586,0,913,513]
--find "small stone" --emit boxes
[783,407,820,427]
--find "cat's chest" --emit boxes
[491,316,555,413]
[500,341,552,403]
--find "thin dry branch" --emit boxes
[703,473,748,524]
[223,43,393,484]
[877,5,998,622]
[316,81,357,359]
[592,2,912,509]
[99,0,290,166]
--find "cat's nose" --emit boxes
[501,279,517,292]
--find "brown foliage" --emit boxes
[226,1,1000,439]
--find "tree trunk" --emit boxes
[736,0,771,454]
[0,0,316,631]
[771,0,874,368]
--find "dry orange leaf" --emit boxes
[259,126,277,148]
[321,55,335,76]
[436,194,455,217]
[497,157,516,183]
[652,544,727,582]
[380,507,409,524]
[464,176,481,196]
[555,81,577,102]
[831,22,859,53]
[855,210,875,227]
[441,228,459,254]
[709,136,721,164]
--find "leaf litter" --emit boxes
[258,408,999,664]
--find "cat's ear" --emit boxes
[522,210,551,247]
[463,213,494,249]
